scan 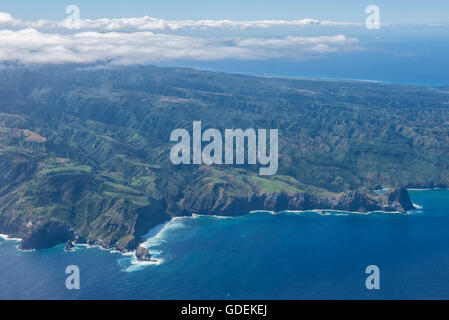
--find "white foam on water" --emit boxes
[122,253,165,272]
[413,203,423,209]
[250,209,390,216]
[123,259,164,272]
[0,234,21,242]
[250,210,276,214]
[192,213,234,219]
[121,247,166,272]
[282,209,320,214]
[408,203,424,215]
[141,217,187,249]
[250,210,285,215]
[16,246,35,252]
[121,217,188,272]
[74,243,90,247]
[285,208,408,216]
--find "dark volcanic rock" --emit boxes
[384,188,415,212]
[333,191,382,212]
[20,221,75,250]
[4,186,416,252]
[178,187,415,215]
[65,240,74,251]
[135,245,151,261]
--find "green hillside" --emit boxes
[0,65,448,250]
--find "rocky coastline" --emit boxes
[0,187,415,253]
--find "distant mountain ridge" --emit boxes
[1,64,447,251]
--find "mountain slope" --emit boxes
[1,64,447,250]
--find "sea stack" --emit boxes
[385,188,415,212]
[65,240,74,252]
[135,246,151,261]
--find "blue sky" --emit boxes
[2,0,449,24]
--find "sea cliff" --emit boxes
[0,187,414,252]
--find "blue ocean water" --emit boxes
[157,33,449,86]
[1,189,449,300]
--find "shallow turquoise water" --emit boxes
[1,189,449,299]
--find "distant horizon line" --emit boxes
[0,62,447,88]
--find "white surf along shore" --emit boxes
[0,234,21,242]
[0,188,431,271]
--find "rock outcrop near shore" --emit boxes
[135,245,151,261]
[384,188,415,211]
[19,221,75,250]
[65,240,75,251]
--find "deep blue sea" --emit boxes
[1,189,449,300]
[157,32,449,86]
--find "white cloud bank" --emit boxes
[0,28,361,65]
[0,11,361,31]
[0,12,363,65]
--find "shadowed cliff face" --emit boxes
[384,188,415,212]
[1,64,445,251]
[19,221,75,250]
[6,187,415,252]
[178,188,414,216]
